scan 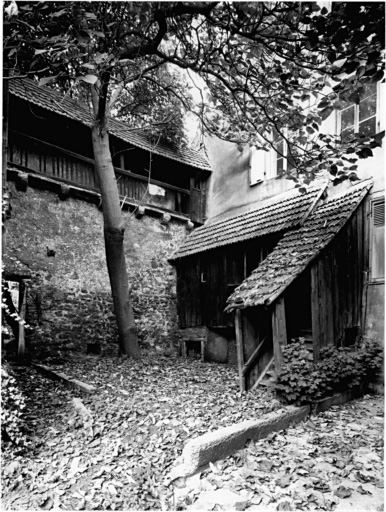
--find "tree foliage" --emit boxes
[3,2,385,354]
[4,1,384,184]
[114,65,191,147]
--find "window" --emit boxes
[370,199,385,282]
[272,130,295,175]
[249,130,295,186]
[339,83,379,140]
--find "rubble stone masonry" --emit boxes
[4,183,187,357]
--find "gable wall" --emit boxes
[310,202,366,358]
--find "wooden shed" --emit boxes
[169,184,327,362]
[225,179,373,391]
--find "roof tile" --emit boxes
[226,179,373,311]
[9,78,211,171]
[169,185,326,261]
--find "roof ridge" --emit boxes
[169,185,323,262]
[204,184,323,229]
[323,178,374,204]
[297,181,328,227]
[225,179,372,311]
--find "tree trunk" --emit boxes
[91,124,139,358]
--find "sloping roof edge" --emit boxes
[169,183,328,263]
[9,78,211,172]
[225,179,373,312]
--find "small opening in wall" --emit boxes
[87,343,101,355]
[186,340,202,359]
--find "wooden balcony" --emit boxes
[7,130,203,221]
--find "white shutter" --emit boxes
[249,146,265,185]
[371,200,385,281]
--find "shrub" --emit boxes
[275,338,383,405]
[1,365,27,447]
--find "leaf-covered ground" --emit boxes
[177,394,384,511]
[2,354,280,511]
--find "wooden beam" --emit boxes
[18,281,27,361]
[271,298,287,370]
[361,270,369,334]
[9,130,191,195]
[235,309,245,392]
[242,335,267,377]
[251,356,275,391]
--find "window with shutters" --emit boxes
[338,83,380,140]
[272,130,295,175]
[370,199,385,282]
[249,129,295,186]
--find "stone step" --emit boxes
[259,379,275,389]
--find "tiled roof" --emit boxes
[226,179,373,311]
[169,185,327,261]
[9,78,211,172]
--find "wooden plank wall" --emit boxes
[9,131,97,189]
[311,204,366,356]
[176,257,202,328]
[271,298,287,370]
[176,235,281,329]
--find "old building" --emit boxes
[171,82,384,390]
[3,78,211,358]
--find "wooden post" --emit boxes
[361,270,369,335]
[201,340,205,362]
[271,298,287,371]
[311,265,320,361]
[235,309,245,392]
[18,281,27,361]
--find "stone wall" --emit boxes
[4,183,187,358]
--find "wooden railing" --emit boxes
[7,130,192,217]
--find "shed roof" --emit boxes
[169,184,327,261]
[225,179,373,311]
[9,78,211,172]
[2,254,32,281]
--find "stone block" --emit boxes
[58,184,70,201]
[32,363,97,394]
[311,386,364,415]
[135,206,145,219]
[171,405,310,478]
[186,220,194,231]
[206,333,228,363]
[160,213,171,225]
